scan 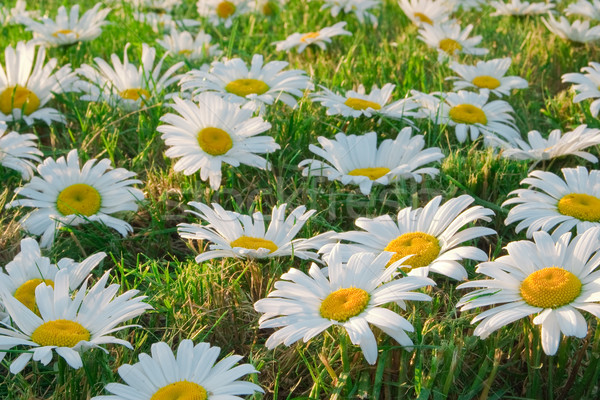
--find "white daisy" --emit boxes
[0,268,151,374]
[6,149,144,249]
[196,0,249,28]
[562,62,600,117]
[566,0,600,21]
[0,0,38,26]
[254,245,435,365]
[321,195,495,281]
[321,0,380,25]
[503,167,600,239]
[457,228,600,356]
[418,22,488,61]
[490,0,555,16]
[158,93,279,190]
[178,202,335,262]
[298,129,444,196]
[0,125,41,180]
[133,11,202,33]
[542,14,600,43]
[19,3,111,47]
[272,21,352,53]
[180,54,313,113]
[91,339,263,400]
[156,29,223,61]
[0,41,78,126]
[447,0,485,11]
[129,0,182,13]
[76,43,184,111]
[310,83,419,124]
[448,58,528,97]
[397,0,453,26]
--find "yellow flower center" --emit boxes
[197,127,233,156]
[344,97,382,111]
[557,193,600,222]
[178,49,192,56]
[520,267,582,309]
[300,32,320,42]
[320,288,370,322]
[0,85,40,115]
[14,279,55,314]
[262,1,277,15]
[216,1,236,19]
[413,12,433,25]
[31,319,91,347]
[119,88,151,101]
[56,183,102,217]
[151,381,208,400]
[230,236,278,253]
[52,29,78,38]
[384,232,441,269]
[439,38,462,54]
[449,104,487,125]
[347,167,391,180]
[472,75,501,89]
[225,79,270,97]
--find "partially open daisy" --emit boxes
[197,0,249,28]
[254,245,435,365]
[418,22,488,61]
[298,129,444,195]
[272,21,352,53]
[322,195,495,281]
[490,0,555,16]
[321,0,380,25]
[7,149,144,248]
[19,3,111,47]
[0,0,38,26]
[566,0,600,21]
[542,14,600,43]
[0,269,151,374]
[397,0,453,26]
[0,41,78,126]
[178,202,335,262]
[76,43,184,111]
[157,29,223,61]
[180,54,313,112]
[457,228,600,356]
[504,167,600,239]
[91,339,263,400]
[158,93,279,190]
[0,125,41,180]
[562,62,600,117]
[448,58,528,97]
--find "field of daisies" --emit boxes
[4,0,600,398]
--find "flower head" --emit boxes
[566,0,600,21]
[272,22,352,53]
[197,0,249,28]
[397,0,453,26]
[418,22,488,61]
[321,0,380,25]
[542,14,600,43]
[562,61,600,117]
[0,125,41,180]
[448,58,528,97]
[490,0,555,16]
[156,29,222,61]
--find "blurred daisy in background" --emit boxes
[397,0,453,26]
[490,0,555,16]
[7,149,144,248]
[448,0,485,11]
[91,340,263,400]
[0,125,41,180]
[563,62,600,116]
[157,29,223,61]
[418,22,488,60]
[0,0,38,26]
[129,0,182,13]
[566,0,600,20]
[321,0,380,25]
[503,167,600,239]
[457,228,600,356]
[133,11,202,33]
[298,129,444,195]
[197,0,249,28]
[542,15,600,43]
[447,58,528,97]
[178,202,335,262]
[272,21,352,53]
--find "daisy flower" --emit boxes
[310,83,419,123]
[254,245,435,365]
[448,58,528,97]
[197,0,249,28]
[397,0,453,26]
[418,22,488,61]
[180,54,313,113]
[0,238,105,315]
[91,339,263,400]
[447,0,485,11]
[19,3,111,47]
[457,228,600,356]
[130,0,182,13]
[76,43,184,111]
[566,0,600,21]
[503,167,600,239]
[490,0,555,16]
[490,125,600,162]
[158,93,279,190]
[133,11,202,33]
[0,269,151,374]
[298,129,444,196]
[321,0,380,25]
[156,29,223,61]
[272,21,352,53]
[321,195,495,281]
[0,0,38,26]
[562,62,600,117]
[0,41,78,126]
[542,14,600,43]
[178,202,335,262]
[6,149,144,248]
[0,125,42,180]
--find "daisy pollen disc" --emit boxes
[231,236,278,253]
[31,319,90,347]
[344,97,382,110]
[56,183,102,216]
[119,88,151,101]
[348,167,390,180]
[319,288,370,322]
[197,127,233,156]
[217,1,236,18]
[151,381,207,400]
[439,38,462,54]
[0,85,40,115]
[472,75,501,89]
[449,104,487,125]
[520,267,582,309]
[225,78,270,97]
[557,193,600,222]
[14,278,54,313]
[384,232,441,269]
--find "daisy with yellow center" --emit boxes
[299,129,444,195]
[272,21,352,53]
[542,14,600,43]
[178,202,335,262]
[320,0,380,24]
[196,0,248,28]
[457,228,600,355]
[397,0,452,26]
[254,245,435,365]
[156,29,223,61]
[0,269,151,374]
[448,58,528,97]
[504,167,600,239]
[418,21,488,61]
[7,149,144,248]
[321,195,495,281]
